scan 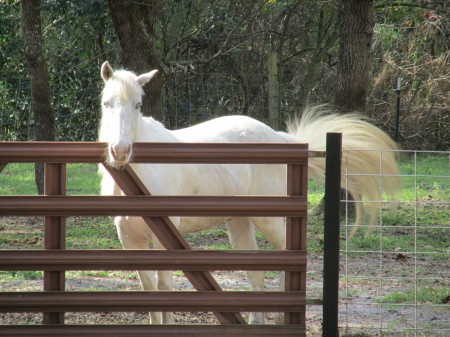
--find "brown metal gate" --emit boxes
[0,135,341,336]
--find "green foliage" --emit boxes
[0,1,24,76]
[0,0,117,141]
[1,0,447,148]
[371,2,449,149]
[0,2,30,141]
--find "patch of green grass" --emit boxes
[0,163,37,195]
[265,271,280,278]
[66,217,120,249]
[338,152,449,253]
[399,153,449,200]
[184,227,232,249]
[306,213,325,253]
[307,179,324,204]
[66,270,138,280]
[66,164,101,195]
[400,153,449,176]
[381,287,449,305]
[346,227,449,254]
[0,163,101,195]
[70,270,111,278]
[0,271,43,281]
[66,270,137,279]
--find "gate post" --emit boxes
[43,163,66,324]
[285,159,308,325]
[323,133,342,336]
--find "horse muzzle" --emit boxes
[109,142,132,165]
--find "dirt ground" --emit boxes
[0,217,448,336]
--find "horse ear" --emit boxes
[101,61,114,82]
[137,70,159,87]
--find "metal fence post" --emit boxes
[323,133,342,336]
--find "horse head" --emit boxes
[100,61,158,165]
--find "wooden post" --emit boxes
[43,163,66,324]
[395,77,402,142]
[323,133,342,336]
[268,51,279,130]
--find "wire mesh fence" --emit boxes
[2,66,448,150]
[0,151,448,334]
[0,72,102,142]
[0,70,304,142]
[340,149,449,336]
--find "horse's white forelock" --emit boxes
[102,69,144,102]
[99,69,144,149]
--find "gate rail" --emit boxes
[0,134,341,337]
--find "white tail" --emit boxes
[285,105,401,231]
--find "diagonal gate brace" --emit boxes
[103,164,246,324]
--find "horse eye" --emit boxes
[135,102,142,110]
[103,101,110,108]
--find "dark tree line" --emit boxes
[2,0,449,192]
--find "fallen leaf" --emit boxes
[443,296,450,305]
[395,253,407,262]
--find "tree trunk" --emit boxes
[21,0,54,195]
[107,0,164,121]
[334,0,375,113]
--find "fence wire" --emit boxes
[0,151,448,334]
[340,149,449,337]
[1,71,300,142]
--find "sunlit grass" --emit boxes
[381,286,449,305]
[0,163,101,195]
[1,154,448,254]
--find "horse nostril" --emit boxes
[109,143,131,164]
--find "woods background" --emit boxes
[1,0,449,150]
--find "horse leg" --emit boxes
[226,217,265,324]
[114,216,162,324]
[152,234,175,324]
[252,217,287,324]
[251,218,286,286]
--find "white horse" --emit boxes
[98,61,400,324]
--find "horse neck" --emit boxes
[98,106,178,143]
[135,116,179,143]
